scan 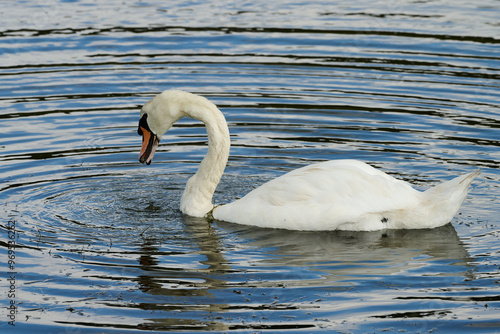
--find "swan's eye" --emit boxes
[138,113,149,135]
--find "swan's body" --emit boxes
[138,90,479,231]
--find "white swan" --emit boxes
[138,90,479,231]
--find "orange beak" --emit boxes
[138,126,159,165]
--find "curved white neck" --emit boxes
[180,102,230,217]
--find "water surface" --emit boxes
[1,0,499,333]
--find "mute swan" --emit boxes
[138,90,479,231]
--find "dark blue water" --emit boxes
[1,0,499,333]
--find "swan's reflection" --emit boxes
[134,218,472,330]
[136,216,230,295]
[218,222,471,264]
[134,215,232,331]
[217,222,473,284]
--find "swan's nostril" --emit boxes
[138,113,149,136]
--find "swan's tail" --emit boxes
[422,170,480,227]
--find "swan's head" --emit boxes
[137,91,186,165]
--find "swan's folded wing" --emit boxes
[214,160,422,230]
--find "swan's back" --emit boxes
[213,160,426,231]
